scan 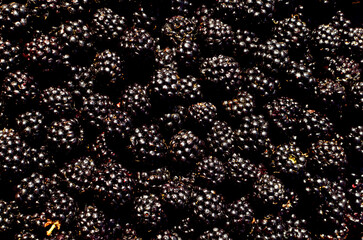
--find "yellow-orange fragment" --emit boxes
[44,220,61,236]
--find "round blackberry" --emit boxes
[16,110,45,142]
[326,56,361,87]
[225,197,254,236]
[128,124,168,167]
[194,156,226,187]
[93,161,135,209]
[178,75,203,104]
[311,24,342,57]
[169,130,205,168]
[285,60,317,92]
[91,7,126,45]
[205,120,235,160]
[190,188,225,225]
[119,83,152,118]
[298,109,335,141]
[0,2,31,39]
[46,118,84,153]
[225,153,259,187]
[233,29,260,61]
[27,145,56,173]
[87,132,118,163]
[65,65,94,104]
[149,68,180,103]
[160,179,191,211]
[155,46,177,70]
[133,194,166,233]
[161,16,196,45]
[0,37,20,74]
[40,87,75,118]
[222,91,255,122]
[187,102,217,129]
[157,111,185,138]
[76,205,109,239]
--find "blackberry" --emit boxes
[198,228,232,240]
[264,97,303,137]
[225,153,259,187]
[169,130,205,168]
[243,66,281,99]
[60,0,94,17]
[149,68,180,103]
[0,128,31,182]
[0,37,20,75]
[200,55,243,95]
[249,214,285,239]
[197,18,234,55]
[160,178,191,211]
[40,87,75,118]
[0,3,31,39]
[285,60,317,92]
[93,161,135,209]
[215,0,243,25]
[309,135,348,176]
[23,34,67,73]
[133,194,166,232]
[155,46,177,70]
[242,0,276,27]
[205,120,235,160]
[26,0,61,26]
[347,27,363,59]
[44,190,78,236]
[132,7,158,34]
[103,109,133,145]
[16,110,46,142]
[326,56,361,86]
[311,24,342,57]
[136,167,171,192]
[0,200,19,234]
[178,75,203,104]
[161,16,196,45]
[222,91,255,122]
[346,125,363,161]
[194,156,226,187]
[76,205,109,239]
[80,93,114,132]
[60,157,97,195]
[65,65,94,103]
[346,172,363,233]
[233,29,260,61]
[91,49,126,93]
[350,81,363,112]
[190,188,225,225]
[157,112,185,138]
[225,197,255,236]
[46,118,84,154]
[128,124,168,167]
[234,114,271,154]
[173,217,197,239]
[87,132,118,163]
[252,173,287,211]
[175,39,200,71]
[283,215,311,240]
[187,102,217,129]
[91,7,127,45]
[1,71,39,109]
[119,83,152,118]
[15,173,50,212]
[27,145,56,173]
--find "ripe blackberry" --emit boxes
[119,83,152,118]
[169,130,205,168]
[161,16,196,45]
[264,97,303,136]
[178,75,203,104]
[197,18,234,56]
[350,81,363,112]
[194,156,226,187]
[40,87,75,118]
[23,34,67,73]
[103,109,133,145]
[60,157,97,195]
[243,66,281,99]
[175,39,200,71]
[271,142,307,177]
[254,38,290,75]
[170,0,194,16]
[0,3,31,39]
[242,0,276,26]
[80,93,114,132]
[160,179,191,211]
[157,111,185,138]
[16,110,45,142]
[309,135,348,176]
[26,0,61,26]
[298,109,335,141]
[252,174,287,211]
[1,71,39,109]
[215,0,243,25]
[285,60,317,92]
[15,173,50,212]
[173,217,197,239]
[311,24,342,57]
[222,91,255,123]
[233,29,260,61]
[234,114,271,154]
[190,188,225,225]
[225,197,254,236]
[46,118,84,153]
[44,190,78,236]
[65,65,94,104]
[346,172,363,233]
[347,27,363,59]
[91,7,126,45]
[27,145,56,173]
[187,102,217,129]
[93,161,135,209]
[249,214,285,239]
[200,55,243,95]
[0,37,20,74]
[283,215,311,240]
[149,68,180,103]
[133,194,166,232]
[198,228,232,240]
[205,120,235,160]
[155,46,177,70]
[346,125,363,161]
[136,167,171,193]
[76,205,109,239]
[0,200,19,234]
[225,153,259,187]
[326,56,361,86]
[91,49,126,93]
[0,128,31,181]
[132,7,158,34]
[60,0,94,17]
[128,124,168,168]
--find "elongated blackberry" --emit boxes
[133,194,166,233]
[103,109,133,146]
[46,118,84,153]
[0,128,31,182]
[160,179,191,211]
[76,205,109,239]
[40,87,75,118]
[91,7,126,45]
[119,83,152,118]
[169,130,205,168]
[225,197,254,237]
[161,16,196,45]
[128,124,168,167]
[187,102,217,129]
[16,110,45,142]
[194,156,226,187]
[190,188,225,225]
[298,109,335,141]
[206,121,235,160]
[0,3,31,39]
[136,167,171,192]
[0,37,20,75]
[93,161,135,209]
[225,153,259,187]
[222,91,255,123]
[0,200,19,234]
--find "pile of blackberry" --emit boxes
[0,1,362,239]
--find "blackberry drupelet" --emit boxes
[76,205,109,239]
[161,16,196,45]
[169,130,205,168]
[40,87,75,118]
[119,83,152,118]
[225,153,259,187]
[225,197,255,237]
[93,161,135,209]
[128,124,168,167]
[205,120,235,160]
[187,102,218,129]
[46,118,84,153]
[198,228,232,240]
[16,110,46,142]
[194,156,226,187]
